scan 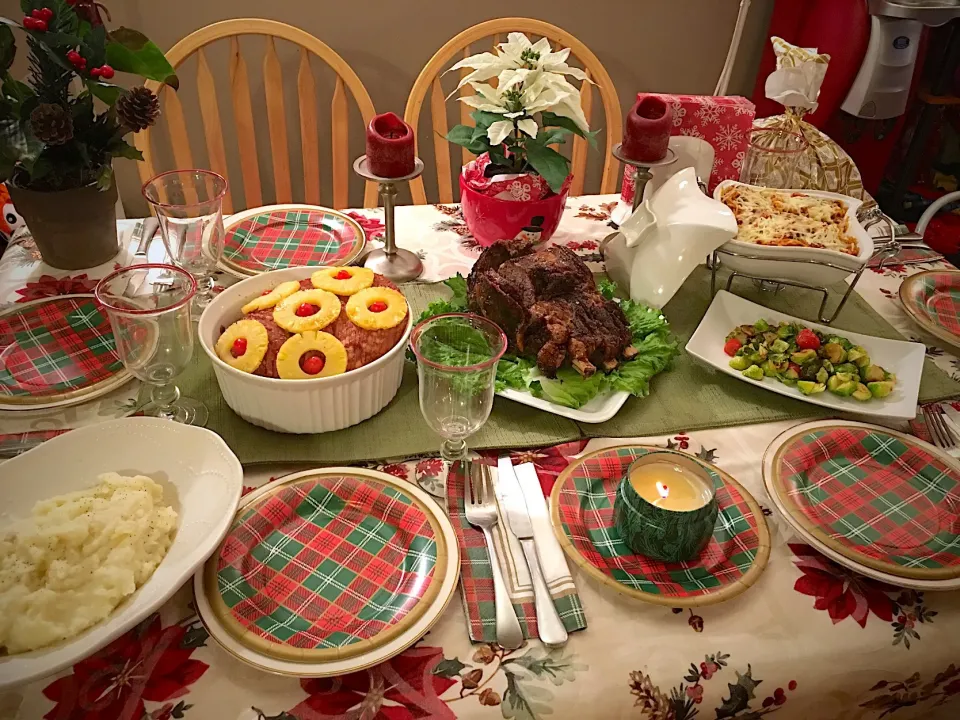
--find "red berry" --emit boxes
[369,301,388,313]
[796,328,820,351]
[39,8,54,20]
[31,9,43,18]
[762,698,774,708]
[723,338,742,357]
[22,17,36,28]
[66,50,80,62]
[788,680,797,691]
[334,269,352,280]
[34,18,47,31]
[90,67,101,78]
[230,337,247,358]
[302,355,325,375]
[295,303,318,317]
[98,65,114,79]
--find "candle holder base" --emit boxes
[363,247,424,284]
[611,144,678,212]
[353,156,425,185]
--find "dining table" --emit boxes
[1,194,959,720]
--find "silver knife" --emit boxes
[497,456,568,646]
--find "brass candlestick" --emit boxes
[611,144,678,211]
[353,156,424,283]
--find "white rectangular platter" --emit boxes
[686,290,925,420]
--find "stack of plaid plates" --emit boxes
[194,467,459,676]
[763,420,960,591]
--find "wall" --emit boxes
[13,0,775,212]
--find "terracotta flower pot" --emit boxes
[459,174,570,247]
[9,178,119,270]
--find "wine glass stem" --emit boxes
[151,381,181,421]
[441,439,467,463]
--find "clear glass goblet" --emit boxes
[95,264,207,426]
[411,313,507,466]
[142,170,227,315]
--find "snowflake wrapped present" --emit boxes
[619,93,756,210]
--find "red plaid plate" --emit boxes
[0,294,130,408]
[208,470,447,661]
[221,204,366,276]
[771,424,960,580]
[899,270,960,348]
[549,446,770,607]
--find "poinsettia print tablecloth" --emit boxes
[1,197,960,720]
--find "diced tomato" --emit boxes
[723,338,742,357]
[796,328,820,351]
[789,363,802,375]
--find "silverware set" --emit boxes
[464,459,568,649]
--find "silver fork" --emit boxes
[923,405,957,454]
[464,462,523,650]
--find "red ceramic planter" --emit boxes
[459,174,570,247]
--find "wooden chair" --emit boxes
[135,19,378,213]
[403,18,622,205]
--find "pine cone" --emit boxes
[117,87,160,132]
[30,103,74,145]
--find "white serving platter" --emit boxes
[0,417,243,689]
[498,383,629,424]
[687,290,925,419]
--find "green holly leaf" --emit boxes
[716,666,761,719]
[502,669,554,720]
[432,657,467,679]
[0,25,14,72]
[85,80,122,106]
[523,137,569,194]
[180,622,209,649]
[696,446,718,463]
[105,30,178,89]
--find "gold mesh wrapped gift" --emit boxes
[753,37,875,205]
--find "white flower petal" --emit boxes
[448,52,505,73]
[458,95,506,113]
[505,32,533,50]
[503,111,526,118]
[487,120,515,146]
[517,118,538,138]
[529,38,552,57]
[497,68,529,92]
[549,96,591,133]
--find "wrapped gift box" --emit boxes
[620,95,756,207]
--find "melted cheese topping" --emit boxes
[721,185,859,256]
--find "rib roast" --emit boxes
[467,240,636,378]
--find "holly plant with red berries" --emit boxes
[0,0,177,191]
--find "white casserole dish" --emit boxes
[713,180,873,287]
[197,267,412,434]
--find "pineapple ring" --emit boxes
[241,280,301,314]
[273,289,341,333]
[276,331,348,379]
[311,266,375,296]
[215,319,269,374]
[345,287,408,331]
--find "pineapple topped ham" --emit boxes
[215,269,409,379]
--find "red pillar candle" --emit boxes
[365,112,416,178]
[621,94,673,163]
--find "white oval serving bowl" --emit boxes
[713,180,873,287]
[197,266,412,434]
[0,417,243,690]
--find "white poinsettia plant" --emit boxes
[445,33,598,193]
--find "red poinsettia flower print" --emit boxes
[289,645,457,719]
[790,543,895,627]
[479,439,588,495]
[381,463,409,480]
[346,211,385,240]
[415,458,445,479]
[42,615,208,720]
[16,273,98,303]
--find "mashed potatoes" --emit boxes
[0,473,177,654]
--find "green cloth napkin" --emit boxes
[179,268,960,465]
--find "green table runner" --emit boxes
[179,267,960,465]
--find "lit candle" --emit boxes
[629,461,711,512]
[621,94,673,164]
[365,112,416,178]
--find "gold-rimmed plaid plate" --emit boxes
[195,467,459,677]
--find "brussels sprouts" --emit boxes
[852,383,872,402]
[861,364,886,383]
[847,346,869,368]
[729,355,752,371]
[777,323,796,340]
[821,342,847,364]
[771,339,790,354]
[827,375,858,396]
[816,367,829,384]
[835,363,859,376]
[791,349,818,365]
[754,318,770,332]
[797,381,826,395]
[868,381,895,398]
[742,365,764,381]
[827,335,853,350]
